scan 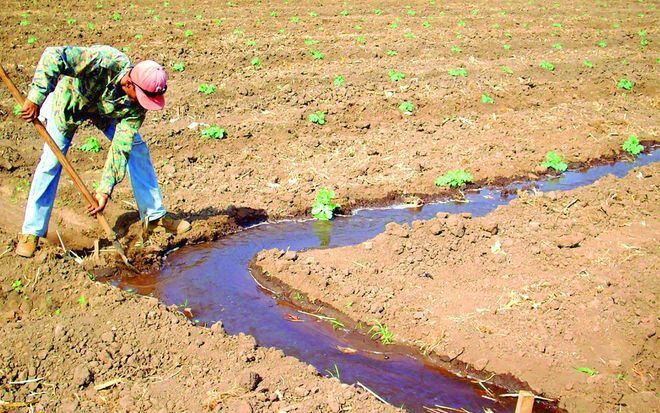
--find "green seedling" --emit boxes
[451,45,462,53]
[386,50,397,56]
[552,22,562,28]
[622,135,643,155]
[596,40,607,47]
[340,9,349,16]
[368,321,393,344]
[111,12,121,21]
[541,151,567,172]
[14,178,30,193]
[501,65,513,74]
[183,29,193,37]
[311,186,338,220]
[329,318,345,330]
[422,20,431,29]
[307,111,326,125]
[406,9,416,16]
[27,37,38,45]
[574,367,598,376]
[388,70,405,81]
[175,21,185,27]
[617,78,633,90]
[503,44,511,50]
[19,20,30,26]
[79,137,101,153]
[389,21,398,29]
[582,60,593,68]
[290,16,299,23]
[404,32,415,39]
[374,9,382,15]
[245,39,256,46]
[539,60,555,71]
[134,34,143,40]
[398,101,414,114]
[78,295,87,306]
[13,104,21,116]
[457,20,466,27]
[201,126,226,139]
[293,292,303,301]
[233,28,244,35]
[122,47,131,53]
[481,93,494,104]
[448,68,467,77]
[333,75,345,87]
[11,279,22,293]
[310,49,324,60]
[434,170,473,188]
[309,11,318,17]
[269,11,278,17]
[198,83,216,94]
[640,38,648,46]
[250,57,260,67]
[356,35,366,44]
[303,38,319,45]
[66,18,77,25]
[325,364,340,379]
[552,43,562,49]
[172,62,185,72]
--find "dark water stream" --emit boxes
[109,151,658,412]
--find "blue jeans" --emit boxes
[22,95,167,237]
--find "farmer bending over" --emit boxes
[16,45,190,258]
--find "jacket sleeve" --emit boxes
[97,115,143,196]
[27,46,105,106]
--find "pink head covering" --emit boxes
[129,60,167,111]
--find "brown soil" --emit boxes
[257,164,659,412]
[0,0,658,411]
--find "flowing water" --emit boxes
[109,151,658,413]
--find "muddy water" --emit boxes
[111,150,658,413]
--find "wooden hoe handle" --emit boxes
[0,64,117,241]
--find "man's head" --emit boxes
[120,60,167,110]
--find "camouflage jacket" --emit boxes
[27,45,146,195]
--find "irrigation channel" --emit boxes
[109,150,658,413]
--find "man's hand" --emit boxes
[20,99,40,122]
[86,193,109,216]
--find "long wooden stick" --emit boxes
[0,64,134,268]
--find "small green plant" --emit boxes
[290,16,299,23]
[404,31,415,39]
[198,83,216,94]
[356,35,366,44]
[434,170,473,188]
[310,49,324,60]
[27,36,37,45]
[111,11,121,21]
[329,318,345,330]
[448,68,468,77]
[175,21,185,28]
[183,29,193,38]
[552,22,562,28]
[622,135,643,155]
[309,11,318,17]
[66,18,77,25]
[373,9,382,15]
[481,93,494,104]
[386,50,397,56]
[303,38,319,45]
[582,60,593,68]
[311,186,338,220]
[77,295,87,306]
[388,69,405,82]
[269,11,278,17]
[617,78,633,90]
[79,137,101,153]
[11,279,22,293]
[307,111,326,125]
[574,367,598,376]
[503,43,511,50]
[339,9,349,16]
[325,364,340,379]
[250,57,260,67]
[245,39,256,46]
[368,321,393,344]
[457,20,466,27]
[552,42,562,50]
[333,75,345,87]
[398,101,414,114]
[13,104,21,116]
[19,20,30,26]
[172,62,185,72]
[596,40,607,47]
[539,60,555,71]
[541,151,568,172]
[501,65,513,74]
[134,34,143,40]
[87,22,95,30]
[201,126,226,139]
[450,45,462,53]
